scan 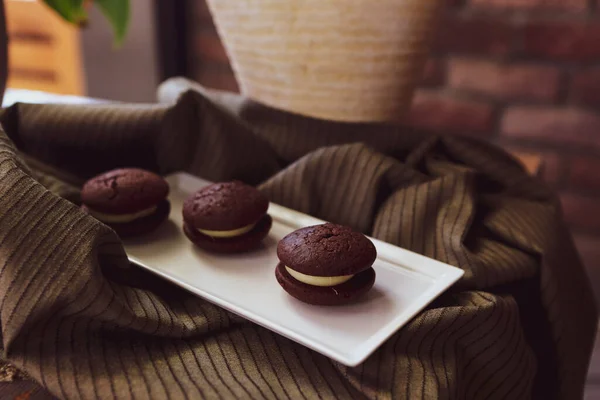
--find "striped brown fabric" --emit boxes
[0,84,596,400]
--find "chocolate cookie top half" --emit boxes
[182,181,269,231]
[277,223,377,276]
[81,168,169,214]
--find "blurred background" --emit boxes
[3,0,600,301]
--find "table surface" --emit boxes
[2,88,103,107]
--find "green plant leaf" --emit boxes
[43,0,87,23]
[95,0,130,46]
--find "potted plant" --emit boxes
[42,0,130,44]
[205,0,442,122]
[1,0,442,124]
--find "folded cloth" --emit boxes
[0,80,596,400]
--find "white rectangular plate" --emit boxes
[123,172,464,367]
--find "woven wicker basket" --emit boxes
[206,0,441,122]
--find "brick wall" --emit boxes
[189,0,600,287]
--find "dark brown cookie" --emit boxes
[81,168,169,214]
[182,181,269,231]
[83,199,171,238]
[277,223,377,277]
[275,263,376,306]
[183,214,272,253]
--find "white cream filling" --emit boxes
[88,206,157,224]
[198,223,256,238]
[285,266,354,287]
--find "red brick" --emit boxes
[501,146,564,183]
[194,65,239,93]
[195,0,213,20]
[523,21,600,61]
[448,59,560,101]
[197,16,217,33]
[560,193,600,231]
[194,32,230,63]
[541,152,563,185]
[470,0,587,11]
[568,156,600,192]
[573,233,600,292]
[509,150,543,175]
[434,16,514,56]
[501,107,600,149]
[421,59,445,87]
[571,68,600,107]
[406,90,495,135]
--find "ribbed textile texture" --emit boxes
[0,83,596,400]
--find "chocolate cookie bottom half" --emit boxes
[184,214,272,253]
[83,199,171,238]
[275,263,376,306]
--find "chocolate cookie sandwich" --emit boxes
[276,223,377,306]
[81,168,170,237]
[182,181,272,253]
